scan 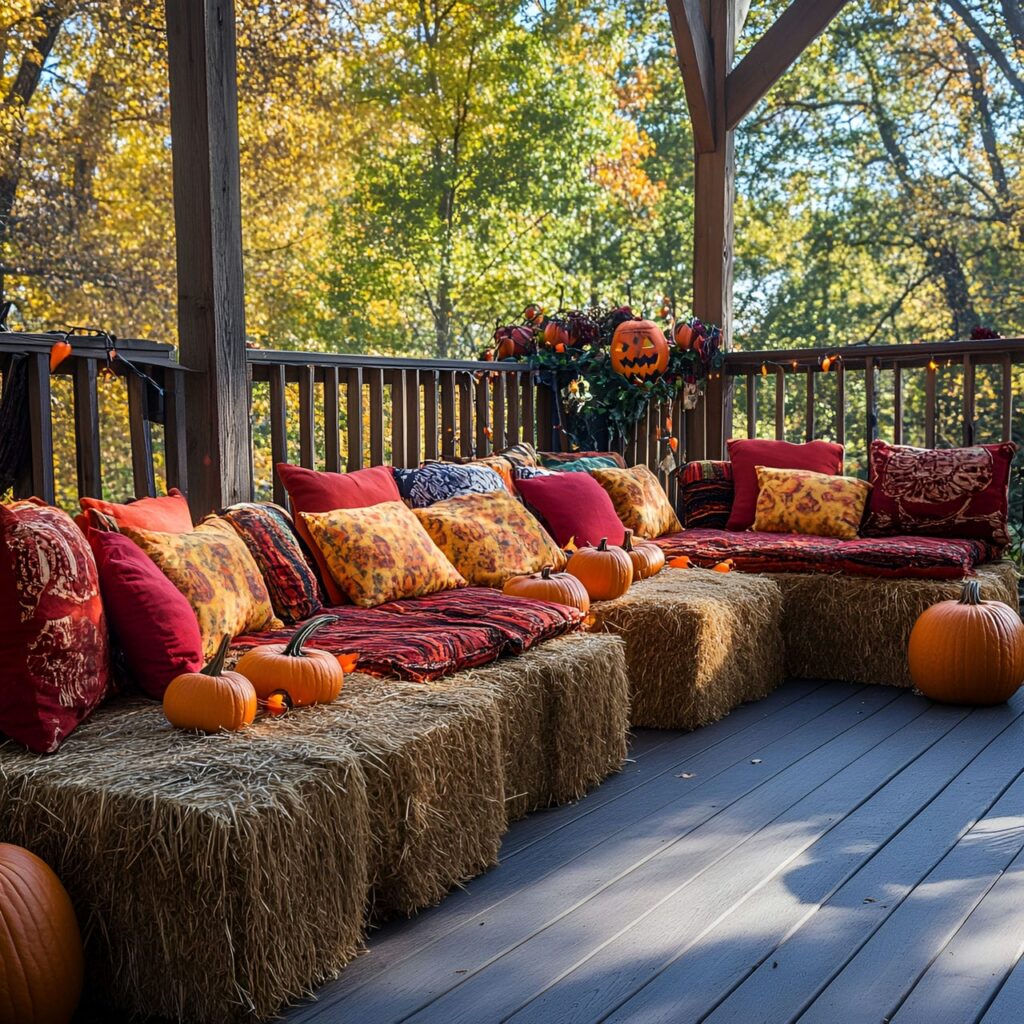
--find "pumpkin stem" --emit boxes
[283,614,339,657]
[203,635,232,677]
[540,565,554,579]
[959,580,983,606]
[623,530,635,552]
[597,537,609,551]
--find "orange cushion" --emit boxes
[77,488,192,534]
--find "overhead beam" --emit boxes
[165,0,253,516]
[725,0,851,131]
[666,0,715,154]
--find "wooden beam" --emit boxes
[165,0,252,516]
[726,0,851,131]
[666,0,716,154]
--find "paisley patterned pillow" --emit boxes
[468,457,517,494]
[122,518,281,658]
[407,462,506,508]
[590,464,683,539]
[220,502,323,623]
[752,466,871,540]
[302,501,466,607]
[414,490,566,588]
[498,442,539,468]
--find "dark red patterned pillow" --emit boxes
[220,502,323,623]
[678,460,734,529]
[864,440,1017,545]
[0,500,111,752]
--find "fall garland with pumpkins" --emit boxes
[484,302,724,452]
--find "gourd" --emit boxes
[0,843,83,1024]
[234,615,344,707]
[163,636,257,732]
[503,565,590,615]
[610,320,670,382]
[908,580,1024,705]
[621,530,665,580]
[567,538,633,600]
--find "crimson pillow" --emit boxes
[88,530,203,699]
[864,440,1017,545]
[76,488,193,534]
[515,472,626,548]
[277,463,402,604]
[726,438,844,531]
[0,501,110,753]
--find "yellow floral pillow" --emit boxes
[302,501,465,607]
[414,490,566,588]
[122,517,281,658]
[590,464,683,539]
[753,466,871,540]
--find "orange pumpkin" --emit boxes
[610,320,669,382]
[673,322,694,349]
[543,320,570,349]
[908,580,1024,705]
[0,843,83,1024]
[567,537,633,600]
[234,614,344,707]
[503,564,590,616]
[622,530,665,580]
[48,339,72,373]
[162,636,257,732]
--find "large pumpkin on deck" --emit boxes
[908,580,1024,705]
[611,320,670,382]
[0,843,83,1024]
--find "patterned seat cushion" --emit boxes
[231,588,583,682]
[655,527,1000,580]
[678,460,734,529]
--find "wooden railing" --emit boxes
[2,332,1021,511]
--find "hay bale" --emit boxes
[0,702,371,1024]
[588,567,785,730]
[767,559,1020,688]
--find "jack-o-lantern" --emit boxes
[611,320,670,382]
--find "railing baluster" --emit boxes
[492,372,506,451]
[298,365,316,469]
[962,352,975,447]
[23,353,54,503]
[368,367,385,465]
[439,370,456,460]
[390,369,407,467]
[835,362,846,449]
[405,370,421,466]
[475,372,490,457]
[746,373,756,440]
[422,370,439,462]
[689,399,707,461]
[805,368,815,441]
[1002,354,1013,443]
[73,359,102,498]
[864,356,876,450]
[893,363,903,445]
[774,368,785,441]
[346,367,364,471]
[506,373,520,446]
[521,372,534,448]
[323,366,341,473]
[127,374,156,498]
[458,373,474,458]
[268,363,287,505]
[925,363,936,448]
[536,383,553,453]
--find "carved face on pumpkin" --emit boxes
[610,320,670,382]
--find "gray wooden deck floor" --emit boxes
[286,679,1024,1024]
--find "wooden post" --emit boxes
[165,0,252,516]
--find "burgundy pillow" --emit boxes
[277,463,402,604]
[864,440,1017,545]
[89,530,203,699]
[515,472,626,548]
[0,500,110,753]
[726,438,844,531]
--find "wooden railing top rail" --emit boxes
[246,348,534,375]
[0,332,183,367]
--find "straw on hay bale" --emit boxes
[0,701,371,1024]
[767,559,1020,688]
[587,567,785,730]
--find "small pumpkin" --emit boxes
[543,320,570,349]
[503,564,590,616]
[567,537,633,600]
[610,320,670,382]
[48,339,72,373]
[234,615,344,707]
[163,635,257,733]
[622,530,665,580]
[673,322,694,350]
[0,843,83,1024]
[908,580,1024,705]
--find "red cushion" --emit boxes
[76,488,193,534]
[88,530,203,698]
[0,501,110,752]
[726,439,844,531]
[515,472,626,548]
[655,527,999,580]
[864,440,1017,546]
[232,588,582,682]
[276,464,402,604]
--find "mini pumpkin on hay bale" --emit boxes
[766,560,1020,688]
[587,567,785,730]
[0,701,371,1024]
